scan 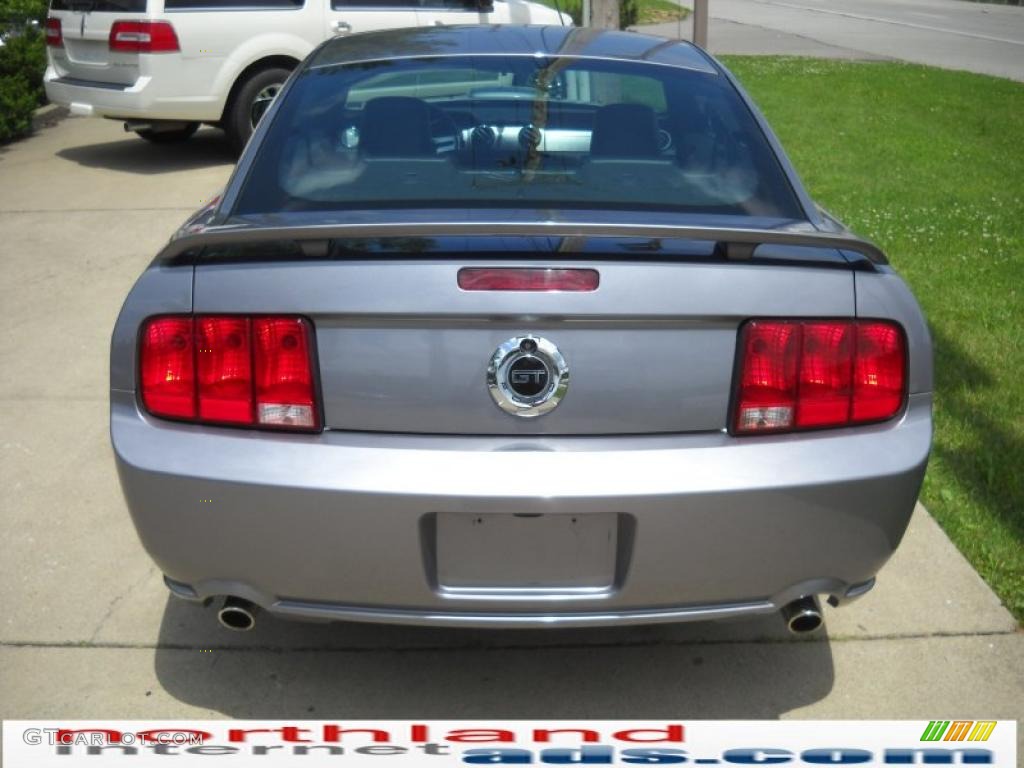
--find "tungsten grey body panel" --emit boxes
[192,260,855,435]
[110,26,933,628]
[112,390,930,623]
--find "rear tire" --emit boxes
[225,67,291,155]
[136,122,200,143]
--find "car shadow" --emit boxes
[153,596,834,718]
[56,128,235,175]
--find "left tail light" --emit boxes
[140,315,319,432]
[45,17,62,48]
[108,20,179,53]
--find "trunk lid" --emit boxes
[49,0,146,87]
[192,235,856,436]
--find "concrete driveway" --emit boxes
[1,117,1022,732]
[638,0,1024,81]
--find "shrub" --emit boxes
[0,27,46,95]
[0,12,47,142]
[619,0,638,27]
[0,73,37,141]
[1,0,49,25]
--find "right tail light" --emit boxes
[733,319,906,435]
[108,20,180,53]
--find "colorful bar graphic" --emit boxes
[921,720,997,742]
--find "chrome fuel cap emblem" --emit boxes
[487,335,569,418]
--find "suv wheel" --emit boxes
[136,122,200,143]
[225,67,291,154]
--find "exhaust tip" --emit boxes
[781,595,823,635]
[217,596,256,632]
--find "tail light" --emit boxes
[140,315,319,432]
[140,317,195,420]
[196,316,252,425]
[253,317,317,429]
[733,319,905,435]
[45,17,62,48]
[109,20,179,53]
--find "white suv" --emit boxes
[43,0,567,151]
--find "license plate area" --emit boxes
[434,512,620,596]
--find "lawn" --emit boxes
[721,57,1024,621]
[634,0,690,24]
[534,0,689,26]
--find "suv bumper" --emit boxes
[44,65,223,122]
[112,390,932,627]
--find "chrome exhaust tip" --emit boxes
[781,595,823,634]
[217,596,257,632]
[124,120,191,133]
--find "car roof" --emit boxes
[307,25,719,75]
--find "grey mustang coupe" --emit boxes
[111,25,932,633]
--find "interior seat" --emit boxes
[589,103,661,159]
[359,96,436,157]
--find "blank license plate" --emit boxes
[435,512,618,591]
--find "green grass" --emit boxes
[721,56,1024,622]
[534,0,689,26]
[634,0,690,25]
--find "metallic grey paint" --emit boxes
[110,26,933,628]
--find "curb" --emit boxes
[31,103,69,131]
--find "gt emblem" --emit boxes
[511,368,547,385]
[487,336,569,418]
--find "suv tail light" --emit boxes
[109,20,179,53]
[140,315,319,431]
[45,17,62,48]
[733,319,905,435]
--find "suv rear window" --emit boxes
[50,0,146,11]
[234,55,804,220]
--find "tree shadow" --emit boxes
[56,128,235,175]
[153,596,834,718]
[928,325,1023,543]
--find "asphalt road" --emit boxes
[1,117,1022,737]
[639,0,1024,80]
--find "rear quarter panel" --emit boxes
[856,267,934,395]
[166,5,318,113]
[110,264,192,393]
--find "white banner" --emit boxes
[3,719,1017,767]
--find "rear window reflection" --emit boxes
[234,55,803,220]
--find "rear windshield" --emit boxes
[50,0,146,11]
[233,55,804,219]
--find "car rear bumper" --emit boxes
[112,390,931,627]
[43,64,223,122]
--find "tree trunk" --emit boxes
[590,0,618,29]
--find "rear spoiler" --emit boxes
[157,222,888,267]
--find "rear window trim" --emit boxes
[330,0,420,7]
[163,0,304,9]
[49,0,147,11]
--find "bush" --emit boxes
[0,27,46,94]
[1,0,48,25]
[619,0,638,27]
[0,21,46,142]
[0,73,37,140]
